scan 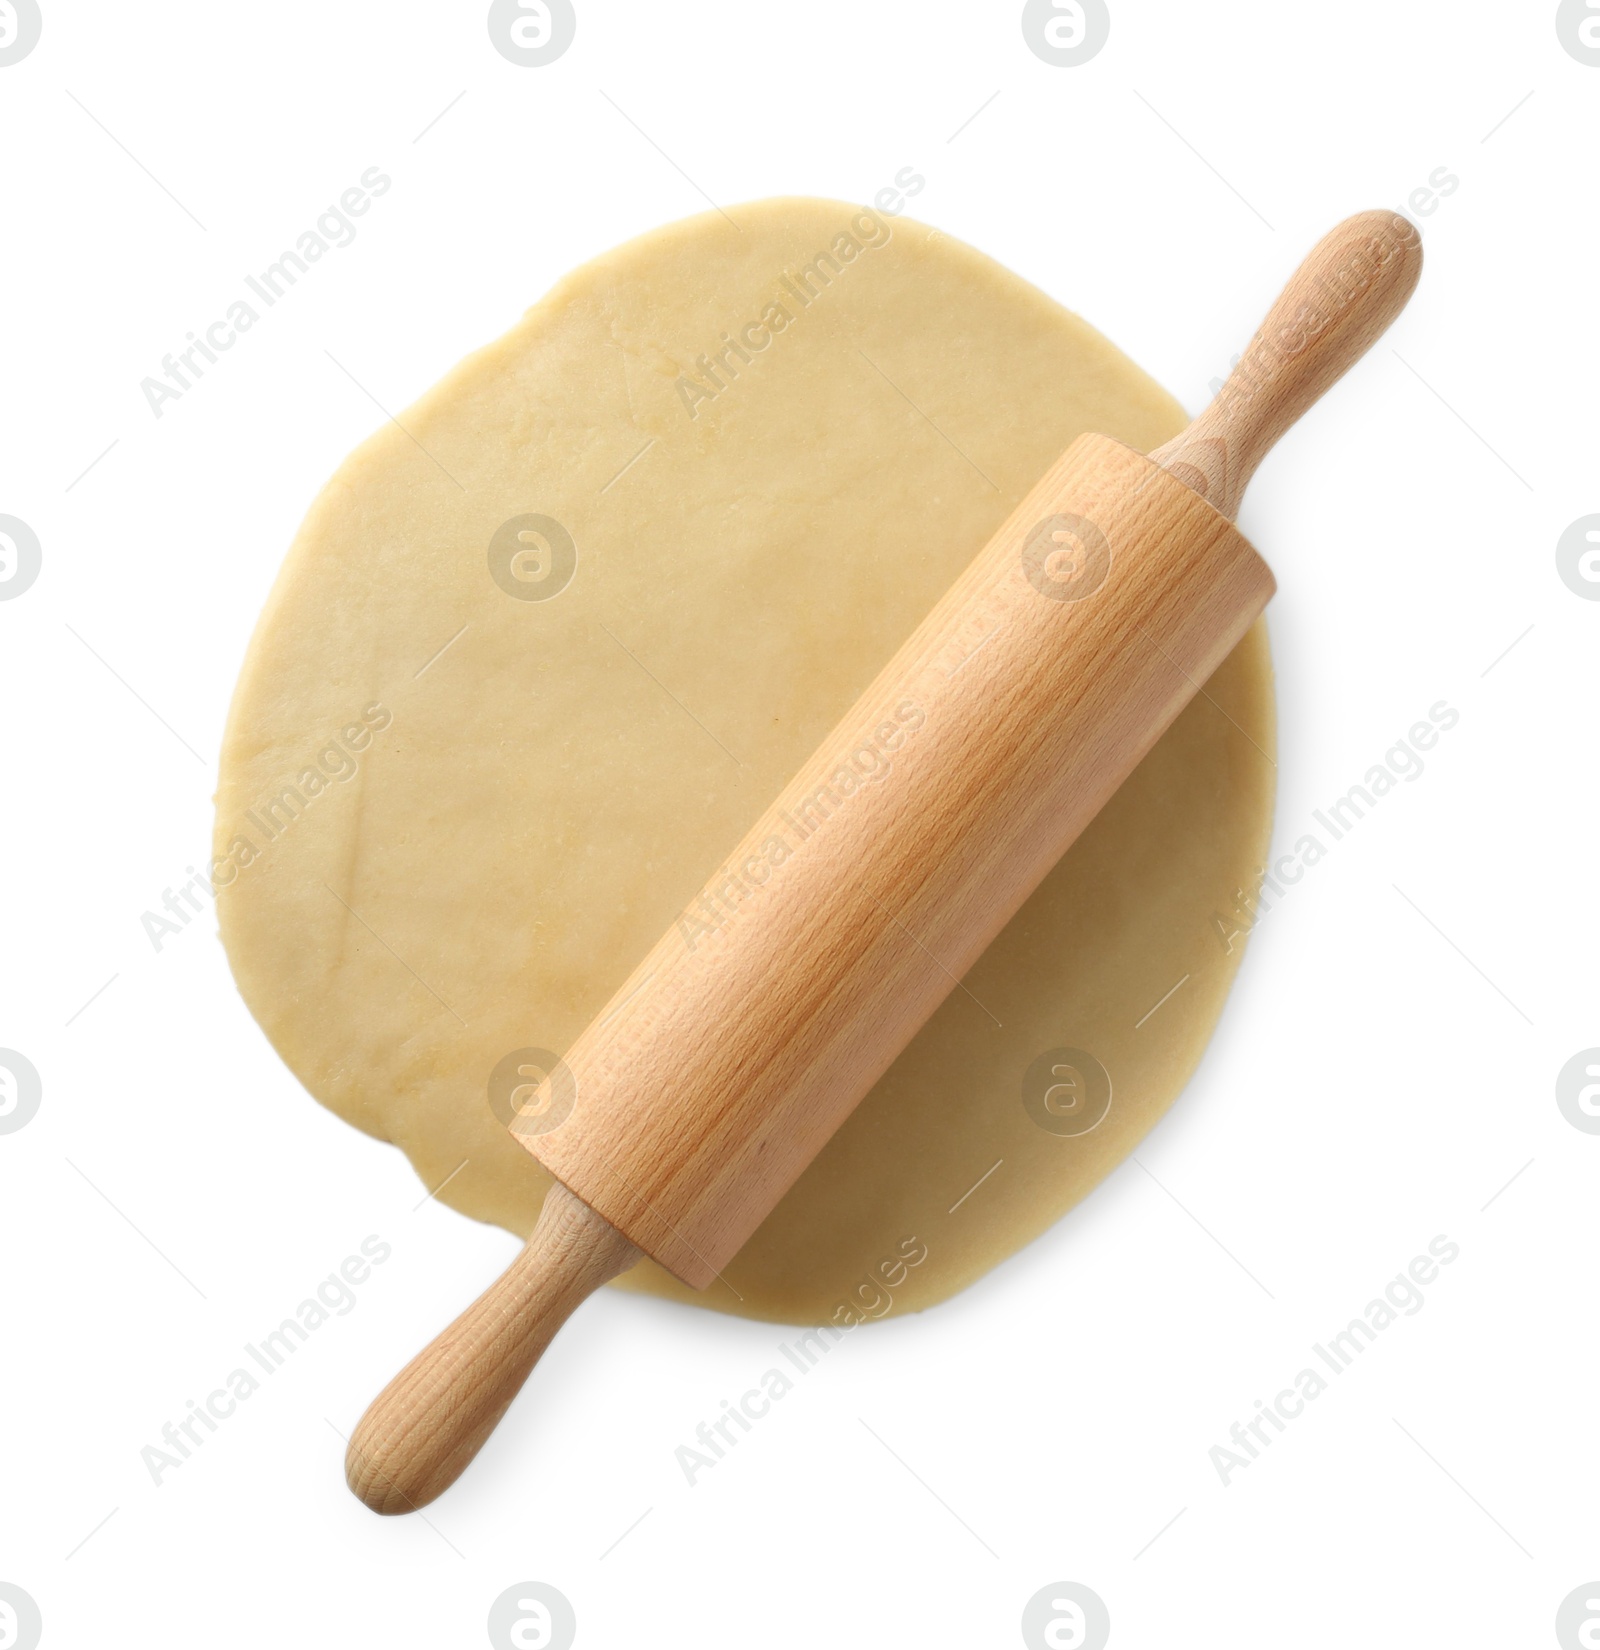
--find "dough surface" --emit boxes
[215,198,1274,1323]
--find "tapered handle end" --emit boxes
[345,1183,637,1514]
[1153,210,1423,519]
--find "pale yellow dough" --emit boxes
[215,198,1275,1324]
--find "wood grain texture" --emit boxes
[1151,210,1423,518]
[523,435,1274,1283]
[344,1182,637,1512]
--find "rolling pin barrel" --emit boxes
[528,435,1273,1281]
[347,209,1422,1512]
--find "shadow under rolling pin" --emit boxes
[346,209,1423,1514]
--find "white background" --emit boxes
[2,2,1596,1646]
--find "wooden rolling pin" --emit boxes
[347,210,1422,1512]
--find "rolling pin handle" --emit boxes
[1152,209,1423,520]
[345,1182,638,1513]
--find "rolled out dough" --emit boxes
[215,198,1275,1323]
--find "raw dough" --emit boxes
[215,198,1274,1323]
